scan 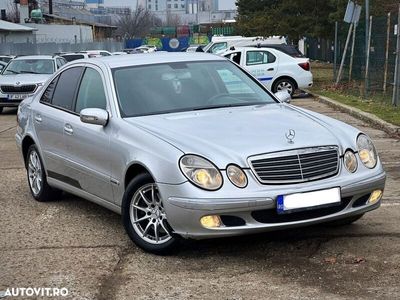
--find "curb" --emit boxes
[309,93,400,139]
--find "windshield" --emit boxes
[113,60,277,117]
[2,59,54,75]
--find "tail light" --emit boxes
[298,62,310,71]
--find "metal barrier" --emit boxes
[305,9,400,107]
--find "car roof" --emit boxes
[13,55,56,60]
[61,53,87,56]
[224,47,279,54]
[77,52,225,69]
[81,50,109,53]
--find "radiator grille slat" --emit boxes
[250,147,339,184]
[1,84,37,94]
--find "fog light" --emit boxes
[200,215,222,228]
[368,190,383,204]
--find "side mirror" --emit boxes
[274,91,291,103]
[80,108,108,126]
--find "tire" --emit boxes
[26,144,61,202]
[122,173,179,254]
[326,214,364,226]
[272,78,296,96]
[0,107,3,114]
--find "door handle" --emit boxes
[34,115,42,123]
[267,68,274,71]
[64,124,74,135]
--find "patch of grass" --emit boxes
[310,62,400,126]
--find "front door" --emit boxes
[62,66,113,202]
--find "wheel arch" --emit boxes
[124,162,154,189]
[271,75,298,92]
[22,135,36,167]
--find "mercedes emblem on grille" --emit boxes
[285,129,296,144]
[15,81,21,85]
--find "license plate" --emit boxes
[8,94,27,100]
[277,187,341,214]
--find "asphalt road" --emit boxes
[0,98,399,300]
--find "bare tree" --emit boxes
[164,11,181,27]
[115,7,161,39]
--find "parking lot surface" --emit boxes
[0,97,399,299]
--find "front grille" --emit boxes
[1,84,37,94]
[249,146,339,184]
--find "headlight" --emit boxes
[344,150,357,173]
[227,164,247,188]
[179,154,223,190]
[357,134,377,168]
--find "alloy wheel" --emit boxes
[28,150,42,195]
[129,183,172,245]
[277,81,294,94]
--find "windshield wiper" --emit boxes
[20,71,40,74]
[191,102,266,111]
[4,69,19,74]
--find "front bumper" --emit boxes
[0,98,22,108]
[159,170,386,239]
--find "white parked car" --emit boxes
[203,36,287,54]
[79,50,112,57]
[223,47,313,95]
[134,45,157,53]
[0,55,67,114]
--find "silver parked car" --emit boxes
[16,53,386,254]
[0,55,67,114]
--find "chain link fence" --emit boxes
[305,11,399,107]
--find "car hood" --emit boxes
[0,74,51,85]
[126,103,351,168]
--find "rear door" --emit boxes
[33,66,83,177]
[244,49,278,88]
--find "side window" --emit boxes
[267,51,276,63]
[209,42,227,54]
[52,67,83,111]
[75,68,107,113]
[246,51,275,66]
[40,76,59,103]
[100,52,111,56]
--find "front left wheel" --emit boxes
[122,173,179,254]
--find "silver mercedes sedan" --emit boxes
[16,53,386,254]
